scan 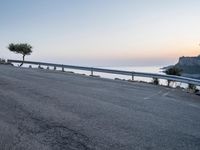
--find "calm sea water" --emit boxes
[22,64,190,88]
[97,66,163,81]
[61,65,189,88]
[57,66,163,79]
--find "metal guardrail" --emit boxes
[7,59,200,86]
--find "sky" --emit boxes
[0,0,200,66]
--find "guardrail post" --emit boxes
[132,73,134,81]
[91,68,94,76]
[62,65,64,72]
[54,66,56,70]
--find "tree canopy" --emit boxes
[165,66,182,76]
[8,43,32,56]
[8,43,33,66]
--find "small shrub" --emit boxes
[165,66,182,87]
[38,65,44,69]
[0,58,6,64]
[188,84,199,93]
[152,78,159,85]
[165,66,182,76]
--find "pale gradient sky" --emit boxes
[0,0,200,66]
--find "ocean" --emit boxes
[55,65,191,88]
[21,64,190,88]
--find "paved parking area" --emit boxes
[0,65,200,150]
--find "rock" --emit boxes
[177,56,200,66]
[163,55,200,78]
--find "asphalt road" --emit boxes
[0,65,200,150]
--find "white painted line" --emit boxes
[162,92,170,97]
[144,90,163,100]
[188,103,200,109]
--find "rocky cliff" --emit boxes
[175,55,200,79]
[176,56,200,66]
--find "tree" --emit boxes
[165,66,182,76]
[165,66,182,86]
[8,43,33,66]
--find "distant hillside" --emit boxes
[177,55,200,66]
[175,55,200,74]
[164,55,200,79]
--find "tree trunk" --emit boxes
[20,55,25,67]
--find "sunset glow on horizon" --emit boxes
[1,0,200,66]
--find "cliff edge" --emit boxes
[175,55,200,79]
[177,55,200,66]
